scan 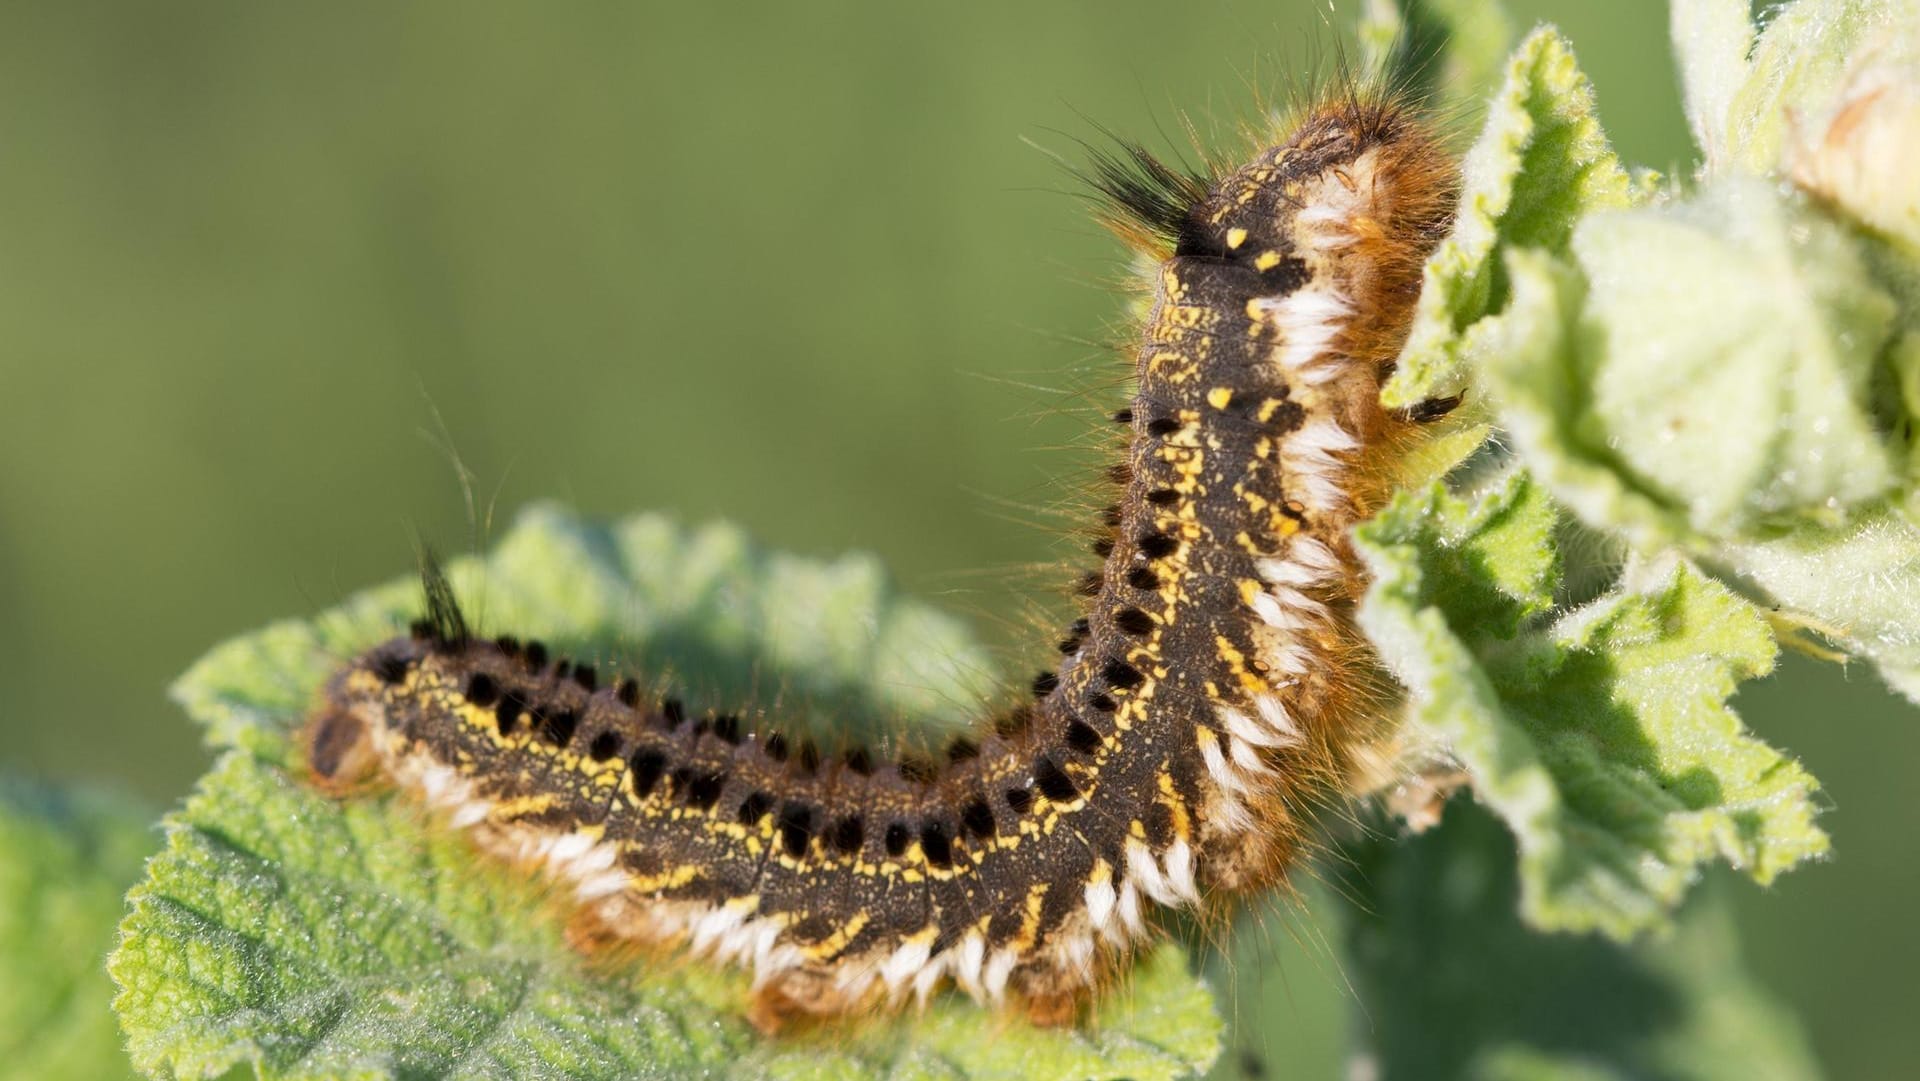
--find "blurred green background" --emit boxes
[0,1,1910,1077]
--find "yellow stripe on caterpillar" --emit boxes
[307,85,1460,1032]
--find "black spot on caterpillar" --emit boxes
[306,87,1460,1033]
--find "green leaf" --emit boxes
[1344,800,1825,1081]
[113,504,1224,1081]
[0,777,151,1081]
[1354,472,1829,940]
[1478,173,1920,697]
[1772,0,1920,253]
[1718,504,1920,701]
[1384,26,1633,409]
[1669,0,1756,170]
[1724,0,1920,178]
[1677,0,1920,263]
[1497,176,1903,542]
[1383,2,1920,704]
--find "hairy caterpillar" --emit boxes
[307,88,1458,1032]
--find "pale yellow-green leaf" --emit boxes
[1565,176,1902,536]
[1725,0,1920,178]
[1476,168,1920,698]
[1482,183,1907,547]
[1669,0,1756,170]
[1718,504,1920,702]
[1384,26,1632,409]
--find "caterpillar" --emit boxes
[306,87,1459,1033]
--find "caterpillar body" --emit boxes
[308,92,1458,1031]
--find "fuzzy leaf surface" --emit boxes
[1354,473,1829,939]
[1723,0,1920,178]
[1385,26,1632,408]
[1482,176,1920,698]
[1563,178,1900,536]
[1719,506,1920,702]
[1669,0,1756,170]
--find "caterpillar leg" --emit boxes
[748,967,882,1035]
[564,901,634,956]
[1022,989,1087,1028]
[1394,391,1465,424]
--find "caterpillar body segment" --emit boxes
[310,92,1458,1029]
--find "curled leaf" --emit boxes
[1385,26,1632,408]
[1724,0,1920,180]
[1718,505,1920,702]
[1355,473,1829,939]
[1480,174,1920,698]
[1498,177,1902,542]
[1669,0,1757,171]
